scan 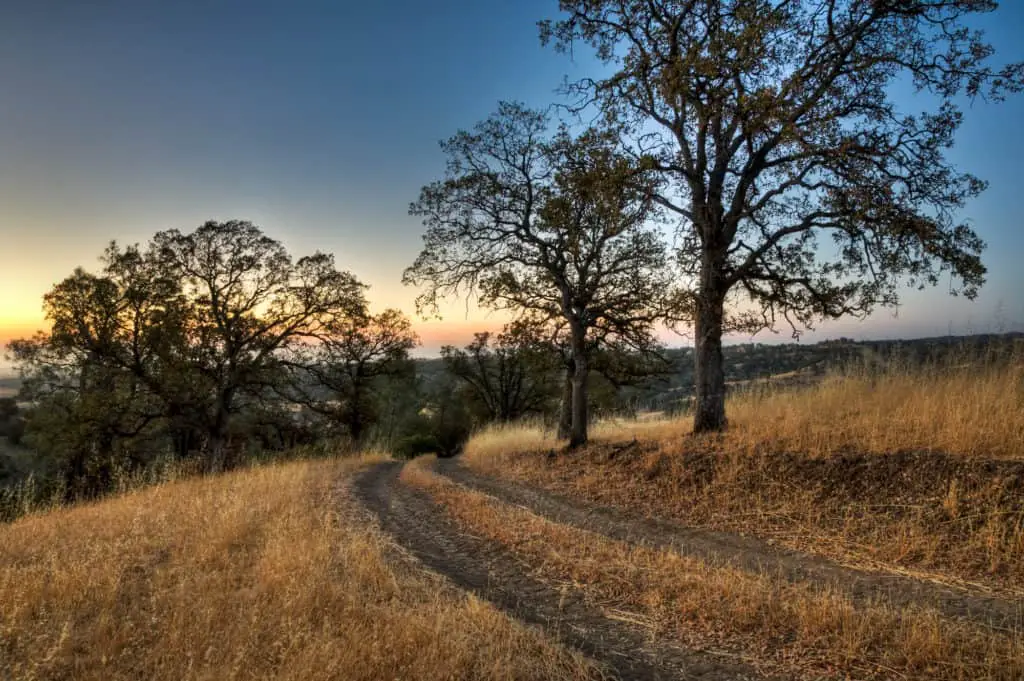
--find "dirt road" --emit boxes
[353,460,764,681]
[353,458,1023,680]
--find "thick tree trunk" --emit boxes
[569,331,589,449]
[348,384,365,445]
[207,424,229,472]
[207,388,234,472]
[349,417,364,445]
[693,253,728,433]
[557,364,573,440]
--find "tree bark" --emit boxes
[206,423,229,472]
[693,251,728,433]
[207,387,235,472]
[557,363,573,440]
[348,382,365,445]
[569,330,589,448]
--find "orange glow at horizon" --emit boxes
[0,303,509,356]
[0,295,49,347]
[0,319,49,346]
[411,317,508,353]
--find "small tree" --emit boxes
[441,324,560,424]
[286,309,419,445]
[542,0,1021,432]
[405,104,673,446]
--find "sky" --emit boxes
[1,1,1023,364]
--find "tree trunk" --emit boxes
[348,383,365,445]
[207,388,234,472]
[207,424,229,472]
[557,363,573,440]
[693,254,728,433]
[569,330,589,448]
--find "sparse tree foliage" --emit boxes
[286,308,419,444]
[541,0,1022,431]
[441,324,560,424]
[405,104,674,446]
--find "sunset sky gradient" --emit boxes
[2,1,1024,361]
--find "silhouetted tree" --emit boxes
[9,221,367,476]
[442,323,560,424]
[406,106,675,446]
[285,308,418,444]
[151,221,366,467]
[8,262,175,495]
[541,0,1021,432]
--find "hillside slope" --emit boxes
[0,457,596,681]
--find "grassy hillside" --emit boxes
[404,458,1024,680]
[464,357,1024,592]
[4,353,1022,680]
[0,457,597,681]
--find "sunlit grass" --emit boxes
[467,353,1024,461]
[463,354,1024,591]
[0,455,598,681]
[406,459,1024,681]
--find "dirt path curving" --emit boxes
[353,460,767,681]
[435,458,1023,631]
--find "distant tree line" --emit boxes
[3,220,672,502]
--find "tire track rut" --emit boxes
[435,458,1023,631]
[353,460,765,681]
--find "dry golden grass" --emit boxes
[0,456,598,681]
[463,359,1024,590]
[404,459,1024,681]
[728,359,1024,459]
[470,359,1024,461]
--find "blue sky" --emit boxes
[1,0,1022,359]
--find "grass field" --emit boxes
[404,458,1024,680]
[4,355,1022,680]
[464,357,1024,592]
[0,457,597,681]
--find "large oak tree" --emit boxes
[152,221,366,466]
[10,221,367,473]
[541,0,1022,431]
[405,104,674,446]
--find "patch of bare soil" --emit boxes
[353,461,766,681]
[436,457,1023,631]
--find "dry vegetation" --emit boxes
[0,456,598,681]
[464,359,1024,592]
[404,458,1024,680]
[405,458,1024,679]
